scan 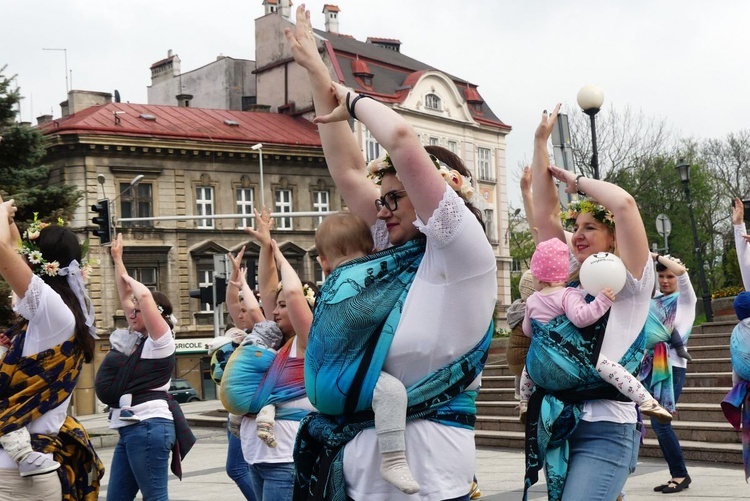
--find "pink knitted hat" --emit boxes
[530,238,570,283]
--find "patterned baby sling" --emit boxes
[0,322,104,501]
[221,337,308,421]
[523,292,646,501]
[294,237,493,500]
[722,320,750,481]
[638,293,689,412]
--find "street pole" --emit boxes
[252,143,265,209]
[577,85,604,180]
[676,160,713,322]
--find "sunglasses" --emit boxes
[375,190,408,212]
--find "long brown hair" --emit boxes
[36,226,95,362]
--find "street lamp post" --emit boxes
[251,143,265,209]
[676,159,713,322]
[577,85,605,180]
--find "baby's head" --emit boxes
[734,292,750,322]
[530,238,570,288]
[315,212,374,275]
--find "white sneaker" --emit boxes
[18,452,61,477]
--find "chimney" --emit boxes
[323,4,340,34]
[150,50,181,84]
[176,93,193,107]
[36,114,54,126]
[262,0,278,15]
[279,0,291,18]
[66,90,112,116]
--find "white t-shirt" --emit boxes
[0,275,76,470]
[108,329,175,429]
[241,336,315,464]
[343,187,498,501]
[578,256,655,423]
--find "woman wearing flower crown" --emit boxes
[0,199,103,500]
[521,104,655,501]
[220,207,317,501]
[284,6,496,500]
[95,233,195,501]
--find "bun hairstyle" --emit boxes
[424,145,485,233]
[35,225,94,362]
[151,291,175,329]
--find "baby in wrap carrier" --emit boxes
[313,212,420,495]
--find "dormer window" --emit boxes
[425,93,442,111]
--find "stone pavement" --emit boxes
[77,400,750,500]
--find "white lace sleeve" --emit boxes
[14,274,46,321]
[415,186,467,248]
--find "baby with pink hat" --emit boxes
[518,238,672,424]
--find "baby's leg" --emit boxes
[374,371,419,494]
[670,329,692,361]
[118,393,140,422]
[256,404,277,448]
[0,427,60,477]
[518,366,535,424]
[596,355,672,423]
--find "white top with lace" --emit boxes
[0,275,76,470]
[344,186,497,501]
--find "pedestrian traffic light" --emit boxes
[188,277,227,307]
[91,198,113,245]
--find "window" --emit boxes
[236,188,255,229]
[484,209,497,242]
[198,268,214,312]
[275,189,293,230]
[477,147,494,182]
[447,141,458,154]
[313,258,325,287]
[312,190,330,226]
[425,93,442,110]
[120,182,153,228]
[428,137,439,146]
[126,266,158,291]
[196,186,214,228]
[365,127,381,163]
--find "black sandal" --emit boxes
[661,475,691,494]
[653,481,670,492]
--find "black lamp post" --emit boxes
[676,159,713,322]
[577,85,605,180]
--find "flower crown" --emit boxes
[276,281,317,308]
[366,153,475,201]
[17,212,97,278]
[561,199,615,230]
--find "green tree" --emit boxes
[0,66,82,327]
[507,207,535,301]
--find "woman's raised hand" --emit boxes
[244,207,274,245]
[0,199,16,226]
[312,82,354,124]
[534,103,561,142]
[111,233,124,262]
[733,198,744,225]
[270,239,286,266]
[283,4,321,70]
[520,165,532,193]
[547,164,576,194]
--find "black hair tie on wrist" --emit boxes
[575,174,586,196]
[348,94,374,121]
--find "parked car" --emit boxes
[169,378,201,403]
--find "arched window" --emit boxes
[425,93,442,110]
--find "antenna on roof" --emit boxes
[114,90,121,103]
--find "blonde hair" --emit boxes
[315,213,374,264]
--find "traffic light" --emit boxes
[91,198,113,245]
[189,277,227,307]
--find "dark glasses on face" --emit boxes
[375,190,407,212]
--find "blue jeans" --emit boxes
[107,418,176,501]
[226,428,256,500]
[650,366,689,478]
[248,462,294,501]
[561,420,640,501]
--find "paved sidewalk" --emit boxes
[77,400,750,500]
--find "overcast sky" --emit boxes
[4,1,749,206]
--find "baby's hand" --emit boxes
[0,333,10,348]
[600,287,616,302]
